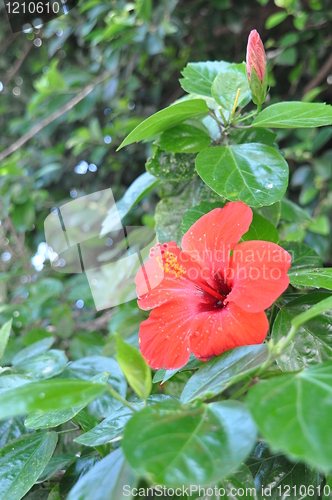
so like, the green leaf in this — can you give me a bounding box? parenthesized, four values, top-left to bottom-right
(74, 405, 134, 447)
(180, 61, 230, 97)
(155, 178, 222, 245)
(67, 449, 136, 500)
(272, 292, 332, 371)
(308, 215, 330, 235)
(0, 320, 12, 362)
(253, 102, 332, 128)
(12, 337, 54, 366)
(247, 442, 323, 500)
(241, 212, 279, 243)
(265, 11, 288, 29)
(37, 454, 76, 483)
(158, 124, 211, 153)
(222, 464, 257, 499)
(212, 63, 251, 113)
(118, 100, 209, 149)
(13, 349, 68, 380)
(0, 379, 107, 420)
(280, 198, 312, 222)
(122, 399, 257, 487)
(59, 452, 99, 499)
(146, 150, 196, 181)
(101, 172, 158, 234)
(181, 201, 224, 234)
(11, 200, 35, 233)
(0, 432, 58, 500)
(61, 356, 127, 419)
(282, 241, 322, 272)
(195, 144, 289, 207)
(0, 416, 31, 448)
(247, 361, 332, 469)
(115, 334, 152, 400)
(229, 127, 277, 146)
(24, 373, 109, 429)
(288, 268, 332, 290)
(181, 345, 268, 404)
(255, 202, 281, 227)
(0, 375, 32, 393)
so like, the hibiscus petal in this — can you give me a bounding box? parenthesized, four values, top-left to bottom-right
(135, 242, 215, 311)
(138, 301, 196, 369)
(190, 303, 268, 361)
(181, 202, 253, 289)
(226, 241, 292, 312)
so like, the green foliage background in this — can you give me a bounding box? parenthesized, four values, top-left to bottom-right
(0, 0, 332, 498)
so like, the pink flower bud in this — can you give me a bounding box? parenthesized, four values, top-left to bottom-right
(246, 29, 266, 83)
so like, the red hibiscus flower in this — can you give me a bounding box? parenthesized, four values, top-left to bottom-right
(135, 201, 291, 369)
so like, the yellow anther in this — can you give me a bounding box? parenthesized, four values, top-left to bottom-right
(156, 252, 186, 279)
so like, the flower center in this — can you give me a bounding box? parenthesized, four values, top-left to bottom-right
(156, 251, 187, 279)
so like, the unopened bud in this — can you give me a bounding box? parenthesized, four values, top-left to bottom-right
(246, 29, 268, 106)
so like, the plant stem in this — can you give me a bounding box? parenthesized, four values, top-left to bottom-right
(233, 109, 258, 124)
(230, 378, 254, 399)
(218, 106, 227, 127)
(107, 385, 138, 412)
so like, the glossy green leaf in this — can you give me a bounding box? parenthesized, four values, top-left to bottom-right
(288, 268, 332, 290)
(282, 241, 322, 273)
(241, 212, 279, 243)
(0, 375, 32, 393)
(247, 362, 332, 469)
(253, 102, 332, 128)
(24, 373, 109, 429)
(0, 320, 12, 362)
(181, 345, 268, 404)
(59, 452, 99, 499)
(158, 124, 211, 153)
(222, 464, 257, 500)
(195, 144, 289, 207)
(0, 417, 31, 449)
(118, 100, 209, 149)
(67, 448, 136, 500)
(61, 356, 127, 419)
(0, 379, 107, 420)
(180, 61, 230, 97)
(13, 349, 68, 380)
(74, 405, 134, 447)
(247, 442, 323, 500)
(212, 63, 251, 113)
(145, 150, 196, 181)
(12, 337, 54, 366)
(122, 399, 257, 487)
(0, 432, 58, 500)
(272, 293, 332, 371)
(255, 202, 281, 227)
(101, 172, 158, 234)
(37, 454, 76, 483)
(115, 334, 152, 400)
(229, 127, 277, 146)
